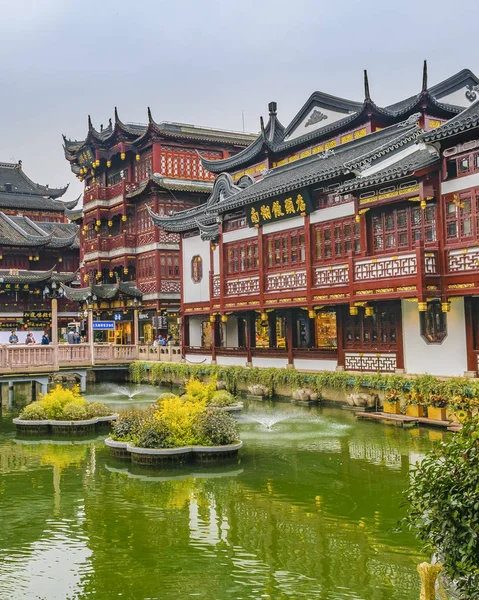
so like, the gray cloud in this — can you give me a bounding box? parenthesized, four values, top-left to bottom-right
(0, 0, 476, 199)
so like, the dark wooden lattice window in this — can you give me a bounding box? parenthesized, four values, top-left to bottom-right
(344, 304, 398, 350)
(372, 205, 436, 253)
(314, 219, 360, 262)
(265, 229, 305, 269)
(191, 255, 203, 283)
(445, 194, 474, 242)
(225, 240, 258, 275)
(420, 301, 447, 344)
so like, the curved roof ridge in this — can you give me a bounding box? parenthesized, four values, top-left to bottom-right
(0, 212, 52, 244)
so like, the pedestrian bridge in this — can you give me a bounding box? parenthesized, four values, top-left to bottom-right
(0, 343, 182, 375)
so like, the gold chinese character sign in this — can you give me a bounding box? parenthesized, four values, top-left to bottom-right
(247, 188, 312, 227)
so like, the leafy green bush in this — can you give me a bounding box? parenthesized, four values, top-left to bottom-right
(85, 401, 111, 418)
(157, 392, 177, 401)
(19, 401, 47, 420)
(135, 416, 174, 449)
(403, 416, 479, 598)
(209, 390, 236, 407)
(192, 408, 238, 446)
(111, 409, 144, 441)
(62, 401, 88, 421)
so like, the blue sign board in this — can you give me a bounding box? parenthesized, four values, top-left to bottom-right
(92, 321, 115, 330)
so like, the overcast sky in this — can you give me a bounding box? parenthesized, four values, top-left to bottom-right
(1, 0, 477, 200)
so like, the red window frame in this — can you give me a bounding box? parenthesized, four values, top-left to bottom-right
(371, 204, 436, 254)
(225, 240, 259, 275)
(313, 218, 360, 263)
(444, 190, 479, 245)
(265, 228, 305, 270)
(343, 303, 398, 351)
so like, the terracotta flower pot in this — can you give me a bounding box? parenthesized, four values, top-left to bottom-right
(427, 407, 447, 421)
(383, 400, 401, 414)
(406, 405, 425, 418)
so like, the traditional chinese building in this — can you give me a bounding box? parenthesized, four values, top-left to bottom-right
(63, 110, 255, 343)
(150, 63, 479, 377)
(0, 161, 80, 339)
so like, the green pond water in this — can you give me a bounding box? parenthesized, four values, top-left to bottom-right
(0, 383, 444, 600)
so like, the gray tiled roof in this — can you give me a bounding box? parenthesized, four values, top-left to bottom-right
(125, 175, 213, 199)
(0, 213, 79, 248)
(421, 99, 479, 143)
(0, 162, 68, 198)
(151, 122, 423, 233)
(0, 267, 76, 285)
(62, 280, 142, 302)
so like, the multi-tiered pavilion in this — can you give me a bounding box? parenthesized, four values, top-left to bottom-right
(0, 161, 80, 339)
(63, 111, 255, 343)
(150, 64, 479, 377)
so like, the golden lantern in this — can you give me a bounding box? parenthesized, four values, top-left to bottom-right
(28, 255, 33, 261)
(106, 160, 111, 168)
(135, 154, 141, 162)
(121, 215, 127, 222)
(420, 200, 427, 210)
(79, 177, 83, 182)
(109, 271, 114, 278)
(92, 177, 96, 183)
(209, 314, 216, 323)
(84, 274, 88, 282)
(308, 309, 316, 319)
(221, 314, 228, 323)
(418, 302, 428, 312)
(441, 302, 451, 313)
(120, 152, 126, 160)
(96, 219, 101, 226)
(355, 214, 360, 223)
(0, 253, 3, 260)
(123, 267, 128, 275)
(107, 220, 113, 227)
(58, 257, 62, 263)
(260, 312, 268, 322)
(365, 306, 374, 317)
(349, 306, 358, 316)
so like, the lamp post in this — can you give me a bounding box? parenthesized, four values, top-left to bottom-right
(43, 281, 64, 346)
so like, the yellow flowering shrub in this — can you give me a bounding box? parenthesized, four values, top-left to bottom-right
(154, 396, 206, 446)
(185, 376, 217, 403)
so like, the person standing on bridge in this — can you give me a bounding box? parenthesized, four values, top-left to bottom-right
(9, 330, 18, 344)
(25, 332, 35, 345)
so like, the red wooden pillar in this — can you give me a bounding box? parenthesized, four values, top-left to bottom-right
(211, 316, 217, 363)
(257, 227, 265, 309)
(182, 315, 190, 355)
(245, 312, 253, 365)
(304, 215, 313, 309)
(152, 142, 162, 175)
(464, 297, 477, 373)
(395, 300, 405, 371)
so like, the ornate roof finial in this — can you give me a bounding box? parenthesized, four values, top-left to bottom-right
(88, 115, 93, 130)
(422, 60, 428, 93)
(147, 106, 153, 124)
(268, 101, 277, 117)
(364, 69, 371, 102)
(260, 116, 265, 138)
(114, 107, 120, 124)
(108, 118, 112, 128)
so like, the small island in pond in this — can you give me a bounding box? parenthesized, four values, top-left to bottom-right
(106, 377, 242, 465)
(13, 385, 116, 435)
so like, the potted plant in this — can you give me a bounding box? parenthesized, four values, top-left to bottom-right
(405, 391, 425, 418)
(426, 393, 448, 421)
(447, 395, 473, 423)
(383, 389, 401, 414)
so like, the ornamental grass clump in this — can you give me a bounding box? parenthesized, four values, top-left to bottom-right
(403, 415, 479, 599)
(18, 384, 110, 421)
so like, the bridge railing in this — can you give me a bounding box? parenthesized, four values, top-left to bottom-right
(0, 343, 182, 373)
(138, 344, 182, 362)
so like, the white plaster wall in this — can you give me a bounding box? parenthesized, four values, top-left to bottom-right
(402, 298, 468, 377)
(293, 358, 338, 372)
(182, 235, 210, 303)
(222, 228, 258, 243)
(216, 355, 248, 367)
(310, 202, 355, 224)
(285, 106, 350, 141)
(436, 87, 473, 108)
(441, 172, 479, 195)
(185, 354, 212, 365)
(213, 246, 219, 275)
(189, 319, 202, 347)
(263, 215, 304, 234)
(252, 357, 289, 368)
(224, 319, 239, 347)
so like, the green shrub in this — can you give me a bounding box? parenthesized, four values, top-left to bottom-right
(209, 390, 236, 407)
(111, 409, 144, 442)
(19, 401, 47, 420)
(62, 401, 88, 421)
(179, 394, 195, 403)
(85, 401, 111, 418)
(135, 417, 174, 449)
(192, 408, 238, 446)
